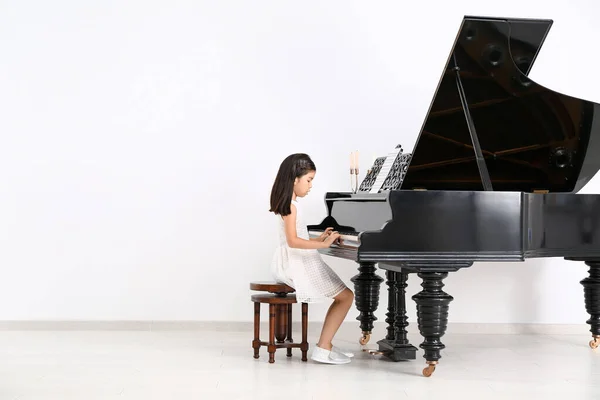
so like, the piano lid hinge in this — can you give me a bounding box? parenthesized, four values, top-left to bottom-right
(412, 188, 428, 191)
(533, 189, 549, 194)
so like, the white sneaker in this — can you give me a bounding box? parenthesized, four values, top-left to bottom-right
(332, 346, 354, 358)
(310, 345, 351, 364)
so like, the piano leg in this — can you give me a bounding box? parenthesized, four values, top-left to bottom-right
(376, 270, 418, 361)
(581, 261, 600, 349)
(412, 271, 453, 377)
(350, 262, 384, 345)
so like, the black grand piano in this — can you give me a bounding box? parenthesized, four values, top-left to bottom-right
(308, 15, 600, 377)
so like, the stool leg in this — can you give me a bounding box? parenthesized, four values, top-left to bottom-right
(275, 304, 287, 344)
(252, 302, 260, 359)
(268, 304, 276, 363)
(286, 304, 293, 357)
(301, 302, 308, 362)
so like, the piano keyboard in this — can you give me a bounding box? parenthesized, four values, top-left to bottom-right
(308, 230, 360, 248)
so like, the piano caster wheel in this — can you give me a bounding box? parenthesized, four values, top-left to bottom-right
(589, 336, 600, 349)
(422, 362, 437, 377)
(359, 333, 371, 345)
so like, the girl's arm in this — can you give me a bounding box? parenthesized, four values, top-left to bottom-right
(283, 204, 336, 249)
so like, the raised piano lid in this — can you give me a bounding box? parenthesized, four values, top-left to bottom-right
(400, 16, 600, 193)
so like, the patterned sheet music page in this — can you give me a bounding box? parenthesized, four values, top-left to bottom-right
(379, 152, 413, 191)
(358, 157, 386, 192)
(369, 145, 403, 193)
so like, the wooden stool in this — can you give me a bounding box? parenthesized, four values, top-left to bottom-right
(250, 282, 308, 363)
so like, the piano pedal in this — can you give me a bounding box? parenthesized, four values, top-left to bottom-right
(360, 346, 385, 356)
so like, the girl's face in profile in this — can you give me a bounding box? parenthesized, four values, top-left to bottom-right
(294, 171, 315, 198)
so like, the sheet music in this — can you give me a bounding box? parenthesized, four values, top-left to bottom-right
(369, 146, 403, 193)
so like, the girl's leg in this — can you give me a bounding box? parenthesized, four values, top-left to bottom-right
(317, 288, 354, 350)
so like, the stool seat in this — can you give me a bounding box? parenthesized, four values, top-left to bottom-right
(249, 281, 295, 295)
(251, 293, 297, 304)
(250, 285, 308, 364)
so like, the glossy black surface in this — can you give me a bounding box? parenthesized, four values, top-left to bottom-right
(525, 193, 600, 257)
(307, 192, 391, 235)
(359, 191, 523, 263)
(401, 17, 600, 193)
(311, 190, 600, 263)
(357, 190, 600, 263)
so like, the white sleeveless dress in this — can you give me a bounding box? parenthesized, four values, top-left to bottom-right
(271, 200, 347, 303)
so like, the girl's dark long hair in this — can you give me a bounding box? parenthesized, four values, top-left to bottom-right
(269, 153, 316, 216)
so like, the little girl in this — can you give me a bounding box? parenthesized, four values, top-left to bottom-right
(269, 153, 355, 365)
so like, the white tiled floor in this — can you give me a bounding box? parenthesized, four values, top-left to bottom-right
(1, 324, 599, 399)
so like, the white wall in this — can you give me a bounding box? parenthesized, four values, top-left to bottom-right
(1, 0, 600, 324)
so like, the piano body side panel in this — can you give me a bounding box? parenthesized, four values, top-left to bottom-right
(358, 190, 525, 263)
(524, 193, 600, 259)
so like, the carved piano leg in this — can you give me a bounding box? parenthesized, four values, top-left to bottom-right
(581, 261, 600, 349)
(412, 272, 453, 377)
(350, 262, 384, 345)
(376, 270, 418, 360)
